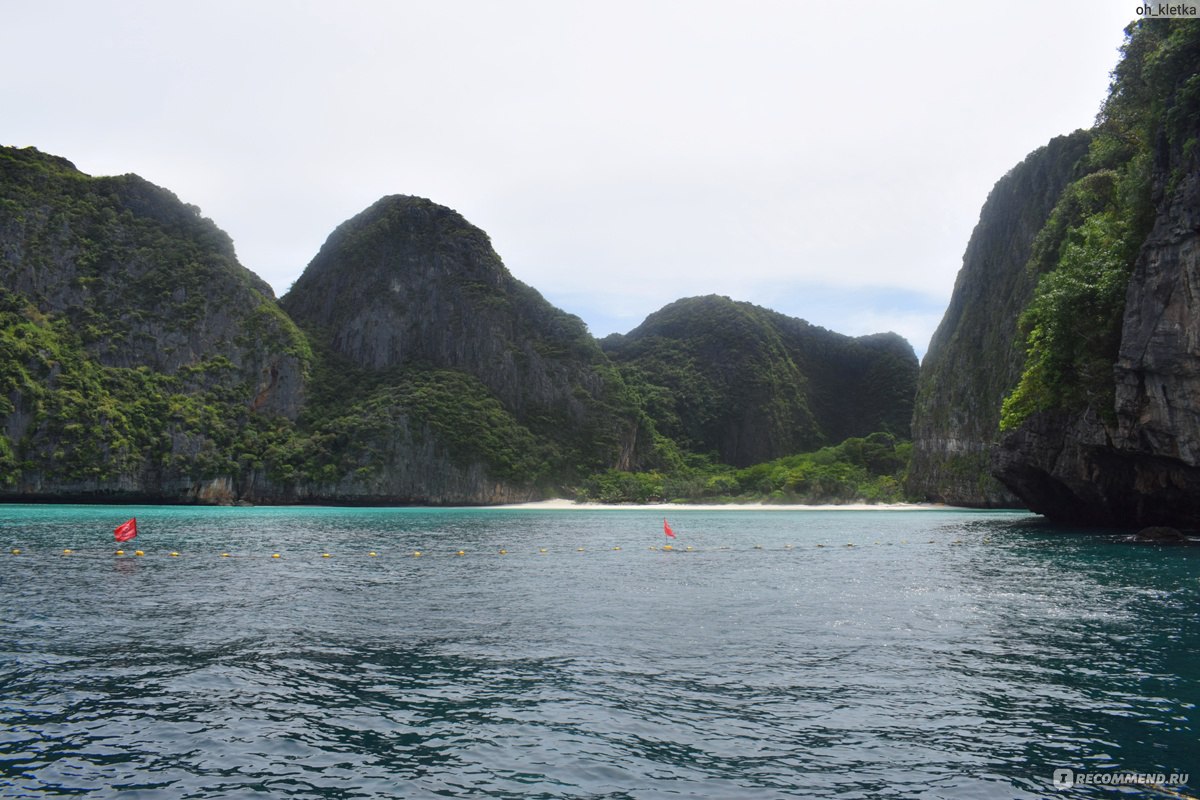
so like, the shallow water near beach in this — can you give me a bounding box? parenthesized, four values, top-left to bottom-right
(0, 505, 1196, 798)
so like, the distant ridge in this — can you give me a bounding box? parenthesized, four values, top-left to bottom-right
(0, 149, 921, 504)
(602, 295, 918, 468)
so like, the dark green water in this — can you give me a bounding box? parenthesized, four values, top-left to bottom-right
(0, 505, 1196, 798)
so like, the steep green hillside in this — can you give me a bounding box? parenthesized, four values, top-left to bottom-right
(906, 132, 1093, 506)
(0, 153, 922, 505)
(914, 19, 1200, 526)
(0, 146, 309, 499)
(995, 18, 1200, 526)
(602, 295, 918, 468)
(279, 196, 645, 498)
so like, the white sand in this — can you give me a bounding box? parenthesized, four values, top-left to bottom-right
(488, 498, 955, 512)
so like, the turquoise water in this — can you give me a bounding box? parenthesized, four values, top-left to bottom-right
(0, 505, 1196, 798)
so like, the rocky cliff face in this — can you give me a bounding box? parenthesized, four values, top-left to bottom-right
(602, 295, 918, 468)
(276, 195, 643, 501)
(0, 146, 309, 500)
(1113, 158, 1200, 465)
(920, 19, 1200, 526)
(907, 132, 1092, 506)
(0, 164, 642, 504)
(0, 153, 921, 505)
(281, 196, 630, 430)
(994, 135, 1200, 527)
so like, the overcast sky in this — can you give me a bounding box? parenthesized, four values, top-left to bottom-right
(5, 0, 1138, 357)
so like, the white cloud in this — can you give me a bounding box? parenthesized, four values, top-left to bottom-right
(2, 0, 1137, 353)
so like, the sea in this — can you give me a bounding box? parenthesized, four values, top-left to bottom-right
(0, 504, 1196, 799)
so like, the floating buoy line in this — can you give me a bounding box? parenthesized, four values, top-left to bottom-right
(5, 539, 982, 561)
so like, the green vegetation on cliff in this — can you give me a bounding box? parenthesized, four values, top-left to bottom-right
(575, 432, 911, 505)
(264, 347, 555, 488)
(280, 196, 644, 495)
(0, 147, 310, 494)
(602, 295, 918, 469)
(999, 183, 1146, 429)
(906, 131, 1092, 507)
(0, 153, 922, 504)
(1000, 20, 1198, 431)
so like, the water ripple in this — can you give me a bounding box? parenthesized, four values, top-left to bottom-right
(1, 507, 1197, 797)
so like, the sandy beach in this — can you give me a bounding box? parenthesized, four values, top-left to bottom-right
(490, 498, 957, 512)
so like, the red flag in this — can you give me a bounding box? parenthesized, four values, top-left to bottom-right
(663, 518, 676, 538)
(114, 518, 137, 543)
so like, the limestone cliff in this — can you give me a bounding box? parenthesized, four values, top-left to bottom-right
(281, 197, 629, 425)
(918, 19, 1200, 526)
(993, 29, 1200, 526)
(907, 132, 1092, 506)
(602, 295, 918, 468)
(1112, 147, 1200, 477)
(0, 165, 642, 504)
(0, 155, 918, 505)
(276, 196, 643, 502)
(0, 146, 309, 500)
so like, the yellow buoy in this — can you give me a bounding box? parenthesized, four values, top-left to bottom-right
(613, 546, 621, 551)
(272, 553, 281, 559)
(413, 551, 422, 557)
(369, 551, 378, 557)
(577, 547, 585, 552)
(322, 553, 331, 558)
(220, 553, 231, 558)
(539, 548, 547, 554)
(115, 550, 125, 556)
(10, 548, 20, 555)
(662, 544, 673, 551)
(135, 550, 144, 556)
(498, 549, 507, 555)
(685, 545, 694, 551)
(169, 552, 180, 558)
(62, 548, 73, 555)
(457, 550, 466, 556)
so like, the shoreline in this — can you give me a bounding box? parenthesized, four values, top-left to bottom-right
(486, 499, 985, 512)
(0, 497, 1014, 513)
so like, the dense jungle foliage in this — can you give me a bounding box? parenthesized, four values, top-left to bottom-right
(0, 147, 921, 503)
(601, 295, 918, 468)
(574, 432, 912, 505)
(1001, 19, 1200, 431)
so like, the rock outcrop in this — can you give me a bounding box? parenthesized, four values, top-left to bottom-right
(1112, 153, 1200, 464)
(916, 19, 1200, 527)
(994, 144, 1200, 527)
(276, 196, 644, 503)
(602, 295, 918, 467)
(281, 196, 634, 439)
(0, 153, 923, 505)
(907, 132, 1092, 506)
(1135, 526, 1186, 541)
(0, 146, 309, 501)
